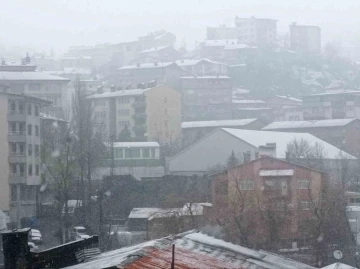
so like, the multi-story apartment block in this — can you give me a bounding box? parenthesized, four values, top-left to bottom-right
(212, 156, 324, 246)
(180, 76, 233, 121)
(89, 84, 181, 144)
(206, 26, 237, 40)
(290, 23, 321, 54)
(115, 62, 183, 89)
(0, 62, 70, 119)
(0, 90, 50, 227)
(234, 16, 278, 46)
(175, 59, 228, 76)
(302, 91, 360, 120)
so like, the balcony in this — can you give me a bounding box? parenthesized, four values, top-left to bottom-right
(8, 154, 27, 163)
(7, 111, 26, 121)
(9, 173, 27, 184)
(8, 131, 26, 142)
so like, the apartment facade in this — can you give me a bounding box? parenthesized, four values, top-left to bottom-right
(0, 91, 50, 227)
(290, 23, 321, 54)
(180, 76, 233, 121)
(234, 17, 278, 46)
(212, 157, 324, 246)
(302, 91, 360, 120)
(89, 84, 181, 144)
(0, 63, 70, 119)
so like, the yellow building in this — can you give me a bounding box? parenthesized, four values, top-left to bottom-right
(89, 84, 181, 144)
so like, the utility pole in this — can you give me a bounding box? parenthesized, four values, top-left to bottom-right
(110, 134, 115, 176)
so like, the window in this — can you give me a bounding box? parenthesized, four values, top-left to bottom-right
(27, 104, 32, 115)
(28, 164, 33, 176)
(28, 144, 32, 156)
(11, 122, 16, 134)
(349, 198, 360, 204)
(35, 145, 40, 156)
(19, 123, 25, 134)
(19, 143, 24, 155)
(151, 148, 155, 158)
(118, 98, 130, 104)
(35, 125, 39, 137)
(114, 148, 123, 158)
(20, 185, 26, 200)
(36, 165, 39, 176)
(11, 185, 17, 201)
(11, 164, 17, 174)
(125, 148, 131, 158)
(19, 102, 24, 114)
(131, 148, 141, 158)
(298, 179, 310, 189)
(118, 109, 130, 116)
(28, 124, 32, 136)
(11, 143, 16, 154)
(143, 148, 150, 158)
(300, 201, 311, 210)
(20, 164, 25, 176)
(119, 121, 130, 127)
(239, 180, 254, 190)
(35, 106, 39, 116)
(10, 101, 16, 113)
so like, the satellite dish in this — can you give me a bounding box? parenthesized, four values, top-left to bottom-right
(333, 250, 343, 260)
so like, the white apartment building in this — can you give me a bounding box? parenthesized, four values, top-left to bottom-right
(235, 16, 277, 46)
(0, 90, 50, 227)
(290, 22, 321, 54)
(0, 63, 70, 119)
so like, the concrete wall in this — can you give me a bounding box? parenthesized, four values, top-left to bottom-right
(0, 96, 9, 212)
(169, 129, 258, 174)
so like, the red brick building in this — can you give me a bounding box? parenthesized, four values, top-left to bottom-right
(210, 156, 324, 248)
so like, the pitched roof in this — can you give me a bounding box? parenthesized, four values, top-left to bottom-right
(175, 58, 225, 67)
(119, 62, 176, 70)
(138, 46, 169, 54)
(232, 99, 265, 104)
(64, 231, 316, 269)
(276, 95, 303, 102)
(0, 71, 69, 81)
(180, 75, 230, 79)
(88, 88, 150, 99)
(182, 119, 258, 129)
(263, 119, 358, 130)
(222, 128, 355, 159)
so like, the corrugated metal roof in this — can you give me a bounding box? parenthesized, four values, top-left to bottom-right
(182, 119, 258, 129)
(64, 231, 316, 269)
(222, 128, 356, 159)
(263, 119, 357, 130)
(0, 71, 69, 81)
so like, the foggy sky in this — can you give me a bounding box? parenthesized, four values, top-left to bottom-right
(1, 0, 360, 54)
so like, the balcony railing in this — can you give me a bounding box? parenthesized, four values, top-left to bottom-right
(8, 131, 26, 136)
(9, 173, 26, 184)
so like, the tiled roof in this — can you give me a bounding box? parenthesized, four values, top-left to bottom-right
(182, 119, 258, 129)
(64, 231, 316, 269)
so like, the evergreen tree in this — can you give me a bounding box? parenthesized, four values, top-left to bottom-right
(227, 150, 239, 168)
(118, 125, 132, 142)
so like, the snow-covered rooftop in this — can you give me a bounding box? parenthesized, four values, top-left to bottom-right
(175, 58, 225, 67)
(119, 62, 175, 70)
(180, 75, 230, 79)
(222, 128, 355, 159)
(0, 71, 69, 81)
(232, 99, 265, 104)
(108, 142, 160, 148)
(88, 88, 150, 99)
(276, 95, 303, 102)
(204, 39, 241, 47)
(182, 119, 258, 129)
(263, 119, 357, 130)
(65, 231, 316, 269)
(304, 90, 360, 97)
(224, 44, 255, 50)
(138, 46, 169, 54)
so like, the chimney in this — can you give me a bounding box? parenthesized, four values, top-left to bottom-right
(25, 52, 30, 64)
(97, 86, 104, 94)
(110, 85, 116, 92)
(136, 63, 141, 67)
(259, 143, 276, 157)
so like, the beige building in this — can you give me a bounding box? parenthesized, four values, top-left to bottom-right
(89, 84, 181, 144)
(0, 89, 50, 227)
(290, 23, 321, 54)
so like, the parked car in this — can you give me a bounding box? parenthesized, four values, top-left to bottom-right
(29, 229, 42, 245)
(71, 226, 89, 241)
(28, 242, 38, 252)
